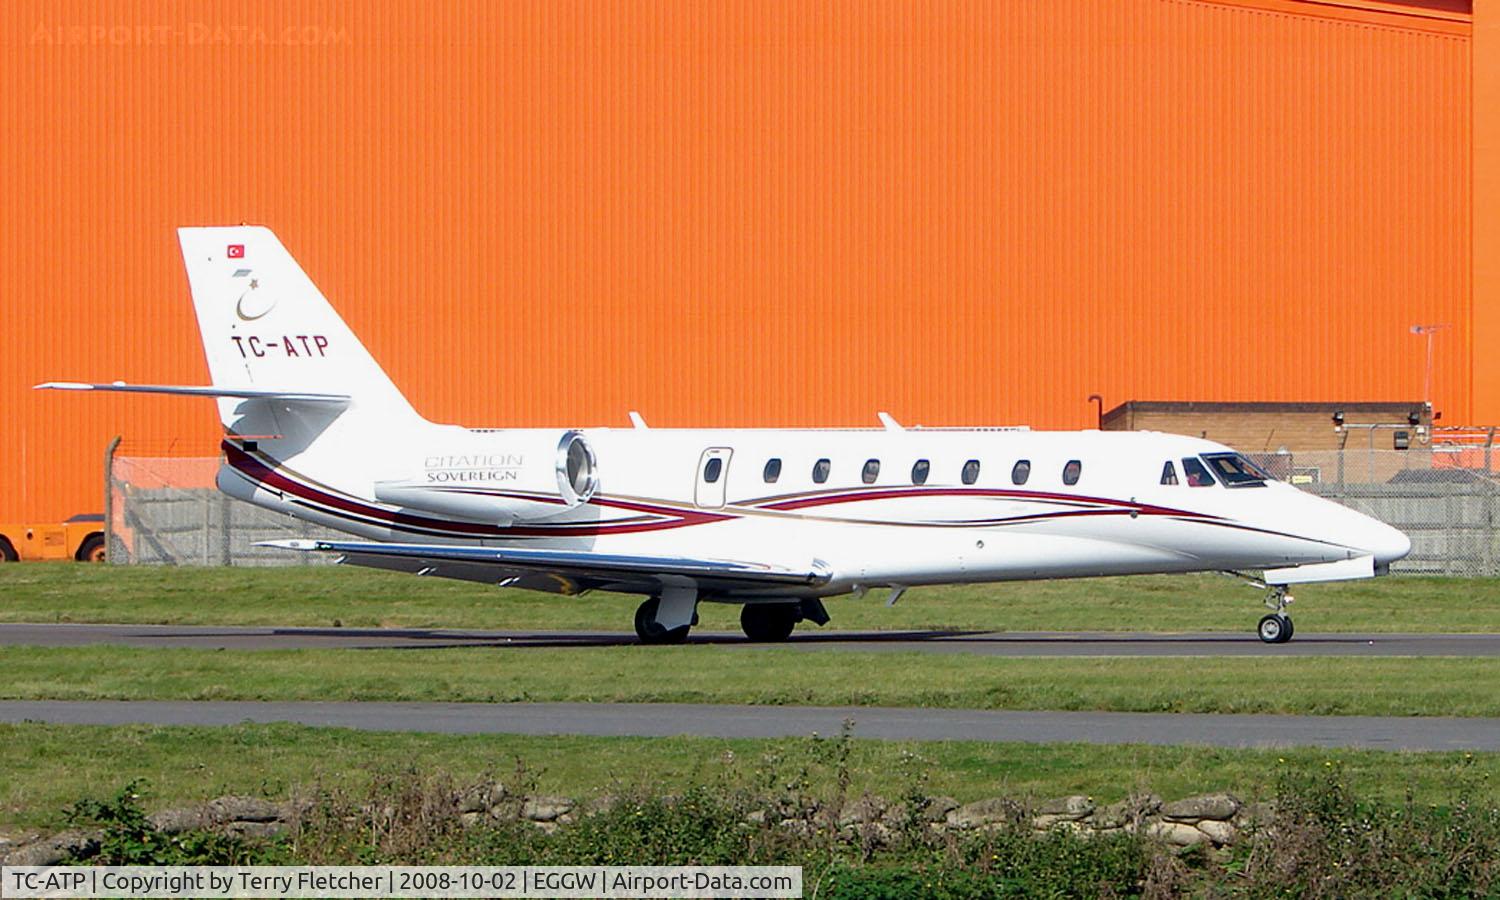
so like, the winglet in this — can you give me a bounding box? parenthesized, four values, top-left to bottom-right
(628, 410, 649, 429)
(877, 411, 904, 431)
(256, 539, 325, 551)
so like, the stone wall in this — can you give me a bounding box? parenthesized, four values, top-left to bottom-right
(0, 787, 1261, 866)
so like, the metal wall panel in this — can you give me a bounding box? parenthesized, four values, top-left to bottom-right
(0, 1, 1473, 522)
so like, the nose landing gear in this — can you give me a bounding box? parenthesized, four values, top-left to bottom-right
(1257, 613, 1293, 643)
(1257, 585, 1294, 644)
(1222, 572, 1295, 644)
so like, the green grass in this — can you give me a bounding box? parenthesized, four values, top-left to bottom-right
(2, 564, 1498, 633)
(1, 722, 1495, 830)
(5, 644, 1500, 716)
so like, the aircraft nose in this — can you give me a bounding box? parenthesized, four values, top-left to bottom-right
(1342, 509, 1411, 568)
(1369, 521, 1412, 567)
(1324, 499, 1411, 568)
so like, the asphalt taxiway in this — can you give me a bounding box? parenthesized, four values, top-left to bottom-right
(1, 700, 1495, 750)
(7, 623, 1498, 750)
(4, 622, 1500, 656)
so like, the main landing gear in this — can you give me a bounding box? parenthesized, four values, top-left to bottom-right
(1222, 572, 1295, 644)
(741, 604, 799, 642)
(739, 599, 830, 643)
(632, 593, 833, 645)
(633, 597, 692, 644)
(633, 586, 699, 645)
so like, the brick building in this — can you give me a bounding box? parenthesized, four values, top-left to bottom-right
(1100, 401, 1430, 453)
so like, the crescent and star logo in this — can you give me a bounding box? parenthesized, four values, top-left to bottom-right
(235, 279, 276, 321)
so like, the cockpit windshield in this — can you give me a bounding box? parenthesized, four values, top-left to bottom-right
(1181, 457, 1215, 487)
(1201, 452, 1269, 487)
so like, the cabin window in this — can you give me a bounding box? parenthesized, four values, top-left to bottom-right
(763, 458, 782, 483)
(703, 457, 723, 483)
(1011, 459, 1031, 485)
(961, 459, 981, 485)
(862, 459, 881, 484)
(812, 458, 831, 484)
(1160, 461, 1178, 485)
(1182, 457, 1215, 487)
(1062, 459, 1082, 485)
(911, 459, 930, 485)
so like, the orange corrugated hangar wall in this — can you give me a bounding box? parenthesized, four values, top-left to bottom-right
(0, 0, 1482, 523)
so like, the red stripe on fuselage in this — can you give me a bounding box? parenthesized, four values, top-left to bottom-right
(221, 442, 733, 537)
(221, 442, 1221, 539)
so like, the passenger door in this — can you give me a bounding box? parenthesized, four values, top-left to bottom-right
(694, 448, 733, 509)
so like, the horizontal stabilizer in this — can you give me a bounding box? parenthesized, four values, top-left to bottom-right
(260, 539, 833, 595)
(35, 382, 349, 405)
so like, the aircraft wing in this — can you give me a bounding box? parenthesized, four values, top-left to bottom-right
(260, 539, 833, 596)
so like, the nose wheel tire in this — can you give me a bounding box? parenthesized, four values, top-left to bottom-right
(634, 597, 691, 645)
(740, 604, 799, 642)
(1257, 613, 1293, 644)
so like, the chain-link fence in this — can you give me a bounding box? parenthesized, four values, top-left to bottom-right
(108, 446, 1499, 575)
(1304, 481, 1497, 576)
(1240, 446, 1499, 577)
(107, 454, 338, 566)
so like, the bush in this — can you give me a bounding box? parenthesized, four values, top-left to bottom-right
(815, 865, 998, 900)
(51, 750, 1500, 896)
(1234, 760, 1500, 898)
(63, 781, 279, 865)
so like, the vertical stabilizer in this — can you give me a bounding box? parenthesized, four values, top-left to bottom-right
(177, 226, 421, 428)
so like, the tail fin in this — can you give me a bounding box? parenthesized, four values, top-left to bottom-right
(177, 226, 420, 427)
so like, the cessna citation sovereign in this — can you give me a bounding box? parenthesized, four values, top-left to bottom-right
(41, 227, 1411, 645)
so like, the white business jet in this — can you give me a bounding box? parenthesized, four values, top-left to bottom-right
(40, 227, 1411, 644)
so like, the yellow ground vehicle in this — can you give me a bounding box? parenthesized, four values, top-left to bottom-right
(0, 514, 106, 562)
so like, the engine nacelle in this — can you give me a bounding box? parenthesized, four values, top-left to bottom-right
(373, 430, 599, 524)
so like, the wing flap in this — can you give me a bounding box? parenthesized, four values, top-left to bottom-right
(262, 539, 833, 595)
(330, 549, 589, 593)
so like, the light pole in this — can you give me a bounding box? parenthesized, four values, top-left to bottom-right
(1409, 324, 1449, 417)
(1087, 394, 1104, 430)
